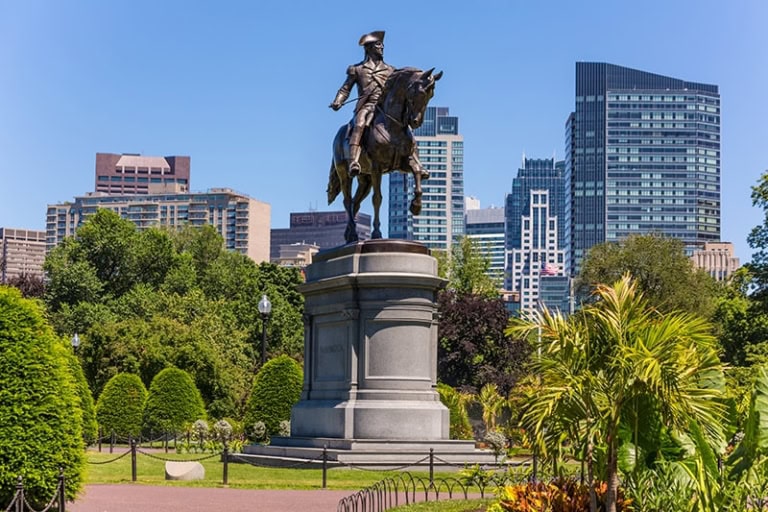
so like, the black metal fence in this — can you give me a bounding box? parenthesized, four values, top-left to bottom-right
(335, 467, 529, 512)
(3, 471, 65, 512)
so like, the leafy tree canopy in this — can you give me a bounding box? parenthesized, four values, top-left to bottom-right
(438, 290, 530, 395)
(44, 210, 305, 419)
(435, 236, 499, 298)
(578, 233, 719, 318)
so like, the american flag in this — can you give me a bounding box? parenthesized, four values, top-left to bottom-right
(541, 262, 558, 276)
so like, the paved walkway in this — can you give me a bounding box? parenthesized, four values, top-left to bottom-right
(68, 485, 352, 512)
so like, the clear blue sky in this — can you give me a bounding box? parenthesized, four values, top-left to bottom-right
(1, 1, 766, 263)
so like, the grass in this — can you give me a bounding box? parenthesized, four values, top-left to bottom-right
(388, 499, 492, 511)
(86, 448, 435, 490)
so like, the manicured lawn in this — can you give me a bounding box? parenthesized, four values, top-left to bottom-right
(86, 449, 437, 490)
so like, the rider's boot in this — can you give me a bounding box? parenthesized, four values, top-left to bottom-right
(349, 144, 362, 177)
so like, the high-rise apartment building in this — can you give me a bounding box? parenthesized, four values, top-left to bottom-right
(505, 158, 566, 302)
(389, 106, 464, 252)
(46, 188, 269, 262)
(269, 211, 371, 261)
(465, 205, 505, 285)
(95, 153, 191, 195)
(0, 228, 46, 283)
(566, 63, 721, 275)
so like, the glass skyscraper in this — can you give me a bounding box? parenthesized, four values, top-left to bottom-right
(566, 62, 721, 275)
(388, 106, 464, 252)
(505, 158, 567, 314)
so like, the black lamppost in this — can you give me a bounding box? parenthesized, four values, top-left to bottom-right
(71, 333, 81, 353)
(257, 294, 271, 366)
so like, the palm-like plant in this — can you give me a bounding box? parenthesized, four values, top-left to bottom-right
(507, 274, 726, 512)
(477, 383, 505, 433)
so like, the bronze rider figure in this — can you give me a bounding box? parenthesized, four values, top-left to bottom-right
(329, 31, 395, 177)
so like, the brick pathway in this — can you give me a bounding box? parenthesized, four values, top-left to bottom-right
(67, 485, 352, 512)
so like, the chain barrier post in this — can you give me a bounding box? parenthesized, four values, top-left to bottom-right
(164, 432, 169, 453)
(110, 430, 115, 454)
(98, 426, 102, 453)
(58, 466, 66, 512)
(131, 438, 137, 482)
(222, 441, 229, 486)
(322, 444, 328, 489)
(15, 475, 23, 512)
(429, 448, 434, 485)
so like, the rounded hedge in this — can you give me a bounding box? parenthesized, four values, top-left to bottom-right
(244, 355, 303, 439)
(95, 373, 147, 438)
(437, 383, 473, 440)
(143, 367, 206, 434)
(0, 287, 85, 504)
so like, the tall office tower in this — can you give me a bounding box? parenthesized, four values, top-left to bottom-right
(46, 188, 269, 262)
(95, 153, 191, 195)
(566, 62, 721, 276)
(505, 158, 567, 315)
(269, 210, 371, 261)
(388, 106, 465, 252)
(465, 205, 505, 285)
(0, 228, 46, 283)
(507, 189, 567, 315)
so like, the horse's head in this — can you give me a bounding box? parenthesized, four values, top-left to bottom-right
(406, 68, 443, 129)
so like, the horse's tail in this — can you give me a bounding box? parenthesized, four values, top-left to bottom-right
(327, 160, 341, 205)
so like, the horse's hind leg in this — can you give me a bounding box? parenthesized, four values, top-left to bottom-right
(338, 166, 359, 243)
(370, 171, 383, 239)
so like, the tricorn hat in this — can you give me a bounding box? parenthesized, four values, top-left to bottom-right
(359, 31, 385, 46)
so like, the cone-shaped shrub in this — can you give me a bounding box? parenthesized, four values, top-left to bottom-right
(244, 355, 303, 438)
(96, 373, 147, 438)
(0, 287, 85, 504)
(144, 367, 206, 434)
(67, 353, 98, 444)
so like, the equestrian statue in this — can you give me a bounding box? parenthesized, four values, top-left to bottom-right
(327, 30, 442, 243)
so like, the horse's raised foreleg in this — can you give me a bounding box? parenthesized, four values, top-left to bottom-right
(406, 153, 427, 215)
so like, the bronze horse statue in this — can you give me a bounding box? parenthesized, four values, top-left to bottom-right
(327, 67, 443, 243)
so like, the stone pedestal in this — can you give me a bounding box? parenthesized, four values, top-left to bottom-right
(290, 239, 448, 440)
(240, 240, 497, 468)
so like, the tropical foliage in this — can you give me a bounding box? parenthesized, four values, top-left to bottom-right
(507, 274, 727, 512)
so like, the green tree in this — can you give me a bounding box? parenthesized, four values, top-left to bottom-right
(711, 268, 768, 366)
(578, 233, 719, 317)
(73, 209, 140, 297)
(436, 236, 499, 298)
(244, 355, 303, 438)
(508, 275, 727, 512)
(747, 169, 768, 302)
(95, 373, 147, 438)
(144, 367, 206, 434)
(0, 287, 85, 504)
